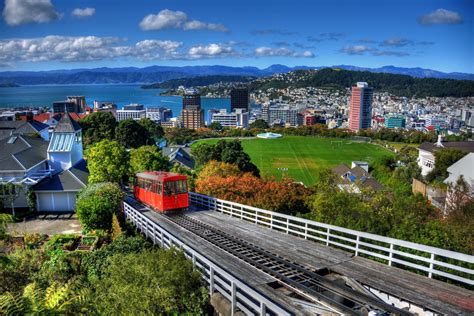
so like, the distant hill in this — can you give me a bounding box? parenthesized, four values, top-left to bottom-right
(0, 64, 472, 85)
(141, 75, 257, 89)
(251, 68, 474, 97)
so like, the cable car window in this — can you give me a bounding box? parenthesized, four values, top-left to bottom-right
(164, 181, 175, 196)
(157, 181, 162, 194)
(176, 180, 187, 194)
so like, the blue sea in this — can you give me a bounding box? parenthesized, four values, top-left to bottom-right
(0, 84, 230, 122)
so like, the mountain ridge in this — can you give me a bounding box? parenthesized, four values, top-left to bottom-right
(1, 64, 472, 85)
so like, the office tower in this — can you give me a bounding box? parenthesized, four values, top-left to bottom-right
(348, 82, 373, 132)
(211, 109, 249, 128)
(267, 104, 305, 127)
(230, 87, 249, 112)
(67, 96, 86, 112)
(181, 89, 204, 129)
(93, 101, 117, 117)
(52, 101, 79, 114)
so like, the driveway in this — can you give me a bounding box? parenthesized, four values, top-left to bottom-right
(7, 213, 82, 236)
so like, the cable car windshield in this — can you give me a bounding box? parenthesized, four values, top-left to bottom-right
(164, 180, 187, 195)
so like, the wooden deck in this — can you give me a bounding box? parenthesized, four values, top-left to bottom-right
(185, 209, 474, 315)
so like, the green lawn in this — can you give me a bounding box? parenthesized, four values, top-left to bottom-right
(193, 136, 394, 186)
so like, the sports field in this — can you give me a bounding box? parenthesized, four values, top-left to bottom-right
(193, 136, 394, 186)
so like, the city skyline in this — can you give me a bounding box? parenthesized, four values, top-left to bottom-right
(0, 0, 472, 73)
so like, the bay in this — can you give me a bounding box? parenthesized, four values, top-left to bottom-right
(0, 84, 230, 122)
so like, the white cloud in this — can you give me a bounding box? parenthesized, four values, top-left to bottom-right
(340, 45, 409, 57)
(3, 0, 60, 26)
(71, 7, 95, 18)
(419, 8, 463, 25)
(139, 9, 228, 32)
(187, 43, 234, 59)
(0, 35, 184, 64)
(255, 47, 314, 58)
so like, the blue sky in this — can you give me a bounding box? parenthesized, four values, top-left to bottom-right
(0, 0, 472, 73)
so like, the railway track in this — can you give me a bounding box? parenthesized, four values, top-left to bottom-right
(165, 213, 411, 315)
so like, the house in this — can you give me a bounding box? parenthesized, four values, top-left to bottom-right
(332, 163, 384, 193)
(443, 153, 474, 215)
(418, 135, 474, 176)
(162, 146, 195, 169)
(0, 112, 88, 212)
(0, 119, 49, 141)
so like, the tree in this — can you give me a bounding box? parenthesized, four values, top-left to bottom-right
(250, 119, 268, 129)
(139, 118, 164, 144)
(197, 161, 242, 180)
(129, 146, 170, 175)
(426, 149, 467, 182)
(93, 249, 208, 315)
(0, 214, 12, 240)
(85, 140, 129, 184)
(76, 183, 124, 231)
(115, 119, 150, 149)
(208, 122, 223, 131)
(80, 112, 117, 146)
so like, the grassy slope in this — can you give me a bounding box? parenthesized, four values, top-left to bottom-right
(193, 136, 394, 186)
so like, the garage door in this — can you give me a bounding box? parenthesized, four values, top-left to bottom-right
(36, 192, 76, 212)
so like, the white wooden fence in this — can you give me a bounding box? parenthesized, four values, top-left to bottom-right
(189, 192, 474, 287)
(123, 200, 291, 316)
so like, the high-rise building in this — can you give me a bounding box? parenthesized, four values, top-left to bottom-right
(93, 101, 117, 117)
(53, 101, 79, 114)
(181, 89, 204, 129)
(267, 104, 305, 127)
(385, 116, 406, 129)
(348, 82, 373, 132)
(230, 88, 249, 112)
(211, 109, 249, 128)
(146, 107, 173, 122)
(67, 96, 86, 113)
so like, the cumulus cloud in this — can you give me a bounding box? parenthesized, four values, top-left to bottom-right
(187, 43, 234, 59)
(340, 45, 409, 57)
(71, 7, 95, 18)
(0, 35, 184, 64)
(255, 47, 314, 58)
(419, 8, 463, 25)
(380, 37, 413, 47)
(3, 0, 60, 26)
(251, 29, 296, 36)
(308, 32, 345, 42)
(139, 9, 228, 32)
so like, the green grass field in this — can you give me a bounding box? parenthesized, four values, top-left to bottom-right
(193, 136, 394, 186)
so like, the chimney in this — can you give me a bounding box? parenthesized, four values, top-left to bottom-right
(26, 111, 34, 121)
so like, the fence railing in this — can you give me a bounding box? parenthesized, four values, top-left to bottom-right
(189, 192, 474, 287)
(123, 200, 291, 316)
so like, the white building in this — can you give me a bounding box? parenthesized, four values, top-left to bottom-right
(443, 153, 474, 215)
(211, 109, 249, 128)
(116, 104, 146, 121)
(417, 135, 474, 176)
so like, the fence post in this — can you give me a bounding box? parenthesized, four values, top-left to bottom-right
(428, 253, 435, 278)
(231, 281, 236, 316)
(326, 228, 330, 246)
(355, 235, 360, 256)
(209, 267, 214, 294)
(388, 243, 394, 266)
(286, 218, 289, 234)
(304, 223, 308, 240)
(260, 302, 266, 315)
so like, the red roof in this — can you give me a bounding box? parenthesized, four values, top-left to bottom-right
(136, 171, 187, 182)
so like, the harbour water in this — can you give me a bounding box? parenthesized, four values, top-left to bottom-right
(0, 84, 230, 122)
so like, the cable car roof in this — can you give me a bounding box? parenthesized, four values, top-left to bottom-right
(136, 171, 186, 181)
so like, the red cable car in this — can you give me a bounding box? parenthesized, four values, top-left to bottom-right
(134, 171, 189, 212)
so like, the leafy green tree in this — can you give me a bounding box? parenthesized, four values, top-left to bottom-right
(139, 118, 164, 144)
(76, 183, 124, 231)
(249, 119, 268, 129)
(80, 112, 117, 146)
(0, 214, 12, 240)
(164, 128, 196, 145)
(94, 249, 208, 315)
(85, 140, 129, 184)
(426, 149, 468, 182)
(116, 119, 150, 149)
(129, 145, 170, 175)
(208, 122, 223, 131)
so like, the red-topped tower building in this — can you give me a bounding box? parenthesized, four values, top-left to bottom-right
(348, 82, 373, 132)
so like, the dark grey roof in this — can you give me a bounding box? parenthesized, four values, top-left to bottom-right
(0, 120, 48, 137)
(54, 112, 81, 133)
(34, 169, 86, 192)
(419, 141, 474, 154)
(360, 178, 384, 191)
(163, 146, 195, 169)
(350, 165, 368, 178)
(68, 159, 89, 186)
(0, 130, 13, 140)
(0, 135, 48, 172)
(332, 163, 384, 191)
